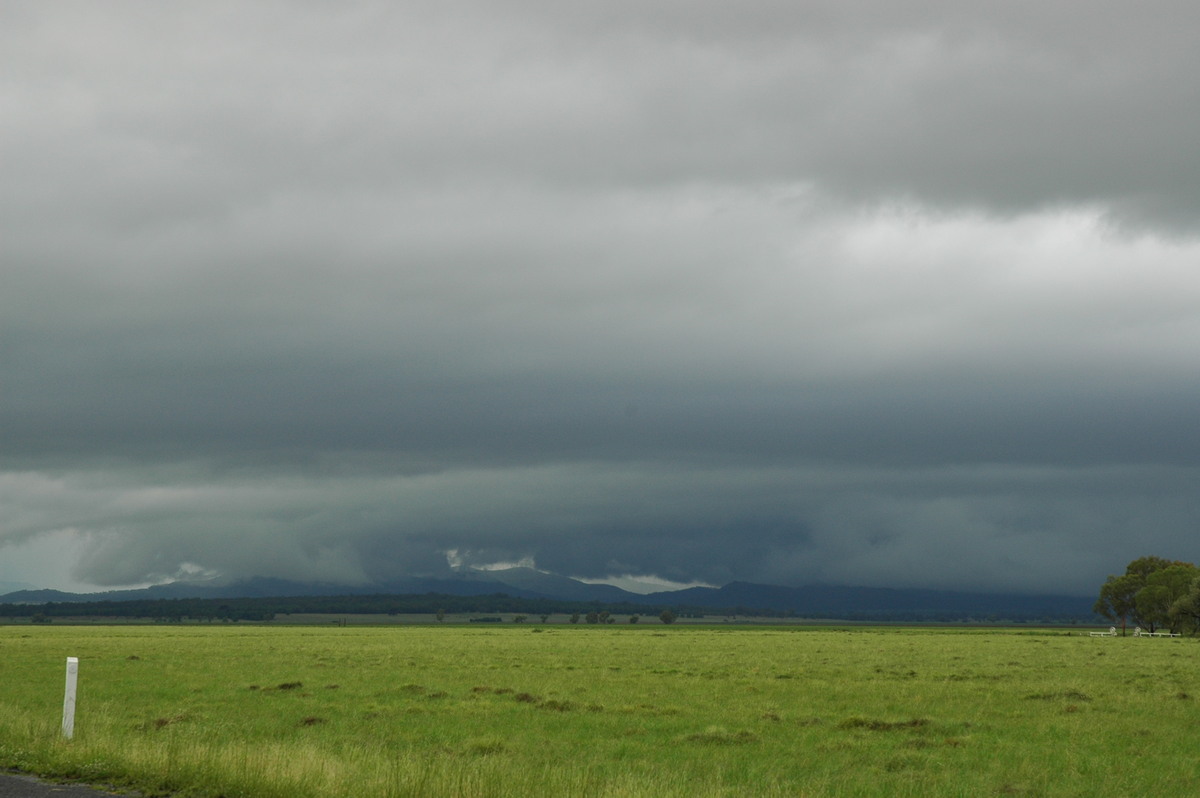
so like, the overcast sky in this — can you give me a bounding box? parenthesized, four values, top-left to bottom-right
(3, 1, 1199, 596)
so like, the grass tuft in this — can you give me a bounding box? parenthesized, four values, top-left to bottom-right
(839, 717, 929, 731)
(537, 699, 574, 712)
(463, 738, 507, 756)
(1024, 690, 1091, 702)
(684, 726, 760, 745)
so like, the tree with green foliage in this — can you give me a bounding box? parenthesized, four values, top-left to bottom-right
(1095, 556, 1196, 635)
(659, 609, 677, 625)
(1124, 556, 1180, 580)
(1136, 564, 1198, 633)
(1169, 576, 1200, 634)
(1094, 574, 1140, 635)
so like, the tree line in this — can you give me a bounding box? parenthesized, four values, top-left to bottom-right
(1, 588, 1092, 624)
(0, 592, 707, 623)
(1093, 556, 1200, 635)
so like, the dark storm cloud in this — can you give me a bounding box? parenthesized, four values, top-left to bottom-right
(3, 2, 1199, 594)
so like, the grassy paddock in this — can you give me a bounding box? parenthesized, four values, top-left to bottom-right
(1, 625, 1198, 797)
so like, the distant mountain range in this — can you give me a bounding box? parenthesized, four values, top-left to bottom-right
(0, 567, 1097, 621)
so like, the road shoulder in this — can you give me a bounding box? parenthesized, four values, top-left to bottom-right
(0, 772, 139, 797)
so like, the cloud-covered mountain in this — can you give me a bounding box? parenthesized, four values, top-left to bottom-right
(0, 570, 1094, 621)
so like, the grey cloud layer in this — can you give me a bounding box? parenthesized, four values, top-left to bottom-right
(8, 3, 1200, 217)
(3, 2, 1199, 594)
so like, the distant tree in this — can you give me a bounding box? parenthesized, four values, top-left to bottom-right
(540, 614, 550, 623)
(513, 615, 527, 623)
(1169, 575, 1200, 635)
(585, 611, 599, 624)
(659, 609, 677, 625)
(569, 613, 581, 624)
(29, 612, 51, 625)
(1094, 575, 1140, 635)
(629, 614, 639, 623)
(1095, 556, 1196, 634)
(1137, 564, 1199, 633)
(598, 611, 611, 624)
(1125, 556, 1182, 580)
(436, 608, 446, 622)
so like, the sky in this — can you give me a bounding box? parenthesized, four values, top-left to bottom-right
(3, 1, 1199, 597)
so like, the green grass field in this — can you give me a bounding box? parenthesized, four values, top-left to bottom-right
(1, 623, 1197, 797)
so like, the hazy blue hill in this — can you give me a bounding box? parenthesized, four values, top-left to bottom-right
(0, 572, 1095, 621)
(648, 581, 1094, 618)
(0, 573, 562, 604)
(0, 588, 81, 604)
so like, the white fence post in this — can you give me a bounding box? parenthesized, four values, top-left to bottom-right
(62, 657, 78, 739)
